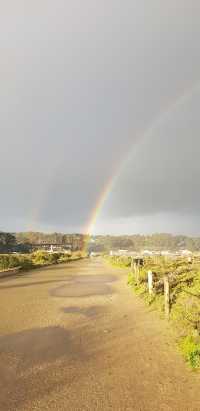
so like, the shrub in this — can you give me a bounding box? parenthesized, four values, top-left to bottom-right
(179, 336, 200, 369)
(0, 254, 34, 270)
(31, 251, 62, 266)
(0, 255, 10, 270)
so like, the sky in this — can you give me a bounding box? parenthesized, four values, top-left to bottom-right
(1, 1, 200, 235)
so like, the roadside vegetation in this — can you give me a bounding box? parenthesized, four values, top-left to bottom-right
(106, 254, 200, 369)
(0, 250, 85, 272)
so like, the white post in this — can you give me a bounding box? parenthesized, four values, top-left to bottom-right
(148, 270, 153, 294)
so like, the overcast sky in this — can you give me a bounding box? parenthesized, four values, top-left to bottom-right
(1, 1, 200, 235)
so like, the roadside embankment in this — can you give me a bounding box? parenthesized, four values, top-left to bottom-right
(0, 266, 21, 279)
(105, 254, 200, 369)
(0, 251, 86, 279)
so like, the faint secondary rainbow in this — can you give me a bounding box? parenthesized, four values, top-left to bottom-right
(85, 79, 200, 236)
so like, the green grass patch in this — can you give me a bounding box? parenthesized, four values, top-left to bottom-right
(107, 254, 200, 369)
(179, 336, 200, 369)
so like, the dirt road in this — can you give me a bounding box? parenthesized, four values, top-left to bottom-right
(0, 258, 200, 410)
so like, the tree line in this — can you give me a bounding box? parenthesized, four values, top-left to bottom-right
(1, 231, 200, 254)
(0, 231, 85, 253)
(89, 233, 200, 252)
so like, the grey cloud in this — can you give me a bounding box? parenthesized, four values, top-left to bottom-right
(1, 1, 200, 233)
(104, 92, 200, 220)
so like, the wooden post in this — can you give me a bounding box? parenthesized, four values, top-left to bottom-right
(164, 275, 170, 320)
(131, 257, 134, 272)
(136, 264, 139, 284)
(148, 270, 153, 294)
(134, 262, 139, 284)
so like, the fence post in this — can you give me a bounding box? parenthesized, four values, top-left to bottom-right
(131, 257, 134, 272)
(135, 263, 140, 284)
(164, 275, 170, 320)
(148, 270, 153, 294)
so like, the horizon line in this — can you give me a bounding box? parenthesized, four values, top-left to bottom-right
(2, 230, 200, 239)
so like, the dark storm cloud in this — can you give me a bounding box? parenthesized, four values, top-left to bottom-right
(100, 91, 200, 234)
(1, 1, 200, 233)
(106, 90, 200, 217)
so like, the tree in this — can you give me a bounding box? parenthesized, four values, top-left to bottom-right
(0, 232, 17, 253)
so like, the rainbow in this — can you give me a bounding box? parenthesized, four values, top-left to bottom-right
(84, 174, 116, 235)
(27, 79, 200, 236)
(85, 79, 200, 236)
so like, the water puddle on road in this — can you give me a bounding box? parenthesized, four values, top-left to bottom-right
(0, 326, 86, 371)
(50, 274, 116, 298)
(62, 305, 104, 318)
(72, 274, 116, 283)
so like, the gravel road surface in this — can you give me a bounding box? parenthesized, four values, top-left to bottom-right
(0, 258, 200, 410)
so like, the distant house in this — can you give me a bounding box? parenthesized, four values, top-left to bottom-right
(48, 245, 72, 255)
(118, 249, 129, 255)
(180, 249, 192, 256)
(160, 250, 170, 256)
(110, 249, 132, 257)
(142, 250, 153, 256)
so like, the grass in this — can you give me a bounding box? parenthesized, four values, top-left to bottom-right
(106, 254, 200, 369)
(179, 336, 200, 369)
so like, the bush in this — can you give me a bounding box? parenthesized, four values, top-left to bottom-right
(0, 254, 34, 270)
(0, 249, 85, 274)
(18, 255, 34, 270)
(105, 255, 132, 268)
(58, 254, 70, 263)
(31, 251, 62, 266)
(179, 336, 200, 369)
(0, 255, 11, 270)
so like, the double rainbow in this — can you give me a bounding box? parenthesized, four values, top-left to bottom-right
(85, 80, 200, 235)
(28, 79, 200, 236)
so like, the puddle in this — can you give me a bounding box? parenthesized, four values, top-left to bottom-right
(51, 282, 112, 298)
(0, 326, 88, 410)
(73, 274, 116, 283)
(62, 305, 104, 318)
(51, 274, 116, 298)
(0, 326, 86, 372)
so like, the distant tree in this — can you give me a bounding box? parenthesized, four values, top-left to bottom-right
(0, 232, 16, 253)
(13, 231, 200, 254)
